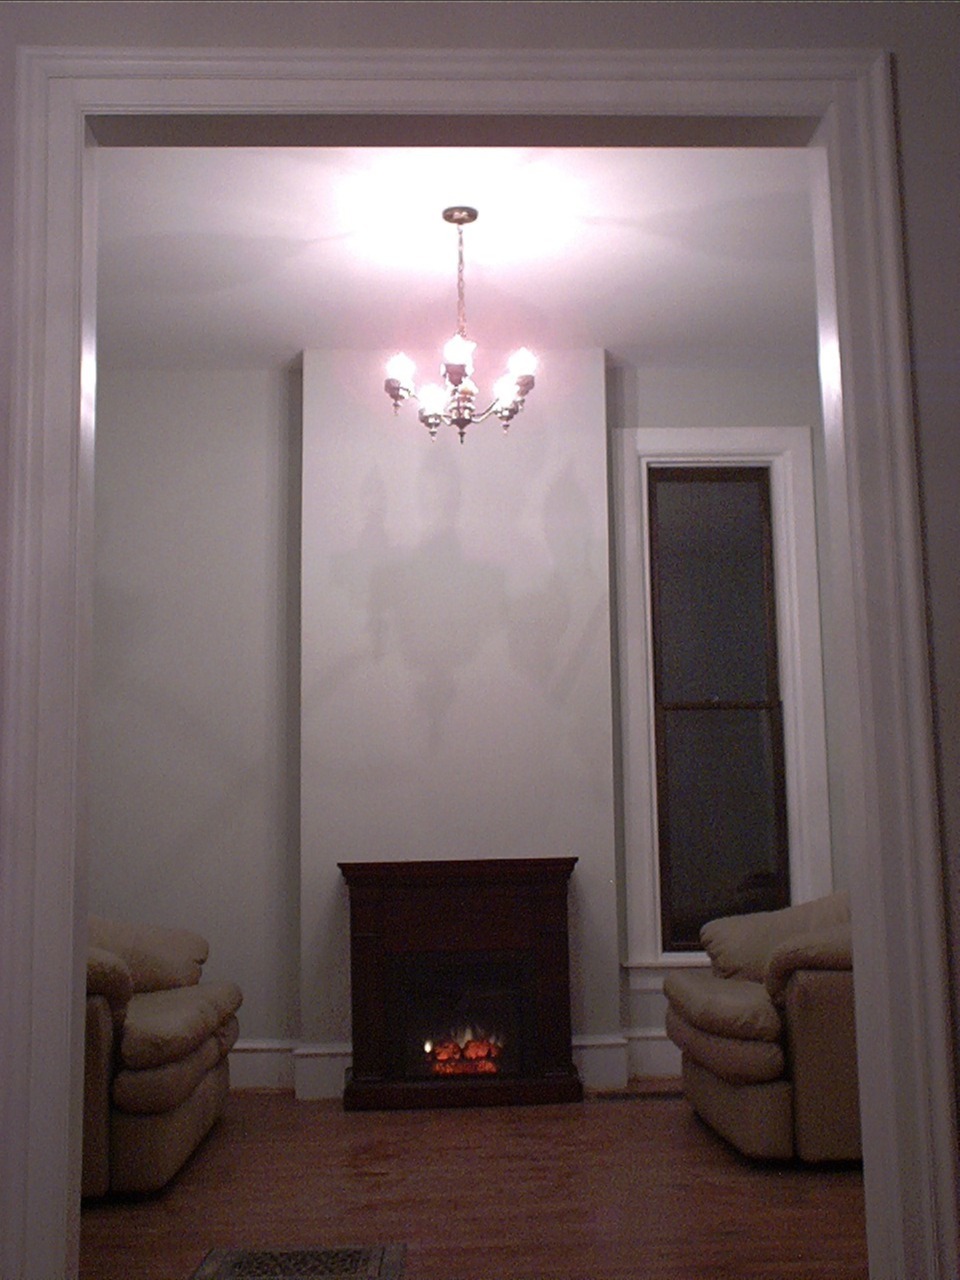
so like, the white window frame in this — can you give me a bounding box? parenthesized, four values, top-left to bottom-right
(614, 427, 832, 967)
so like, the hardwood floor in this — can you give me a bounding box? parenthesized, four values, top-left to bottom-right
(79, 1087, 867, 1280)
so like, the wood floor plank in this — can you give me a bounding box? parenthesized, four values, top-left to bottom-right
(79, 1090, 867, 1280)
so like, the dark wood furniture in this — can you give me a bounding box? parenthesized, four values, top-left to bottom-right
(339, 857, 582, 1109)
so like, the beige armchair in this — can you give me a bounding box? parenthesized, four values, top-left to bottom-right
(664, 892, 860, 1162)
(83, 916, 242, 1196)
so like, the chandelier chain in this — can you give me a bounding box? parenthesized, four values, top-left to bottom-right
(456, 225, 467, 337)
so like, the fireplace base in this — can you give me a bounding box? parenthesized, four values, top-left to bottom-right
(343, 1067, 582, 1111)
(339, 858, 583, 1110)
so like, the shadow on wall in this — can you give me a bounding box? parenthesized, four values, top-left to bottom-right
(325, 445, 608, 756)
(506, 459, 608, 706)
(366, 449, 508, 750)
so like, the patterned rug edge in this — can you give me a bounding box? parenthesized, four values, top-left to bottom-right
(189, 1244, 406, 1279)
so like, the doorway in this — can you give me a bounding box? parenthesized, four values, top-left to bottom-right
(90, 140, 821, 1096)
(3, 47, 954, 1280)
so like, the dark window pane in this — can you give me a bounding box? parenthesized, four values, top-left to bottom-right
(658, 708, 788, 947)
(647, 466, 789, 950)
(651, 476, 771, 703)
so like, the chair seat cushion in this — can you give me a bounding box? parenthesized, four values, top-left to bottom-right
(664, 969, 781, 1041)
(113, 1015, 239, 1113)
(120, 981, 243, 1069)
(666, 1007, 786, 1084)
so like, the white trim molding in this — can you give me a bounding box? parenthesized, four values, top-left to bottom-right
(229, 1039, 298, 1092)
(292, 1043, 354, 1102)
(1, 45, 955, 1280)
(624, 1029, 683, 1081)
(572, 1034, 630, 1092)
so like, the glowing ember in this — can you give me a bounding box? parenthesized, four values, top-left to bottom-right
(424, 1027, 503, 1076)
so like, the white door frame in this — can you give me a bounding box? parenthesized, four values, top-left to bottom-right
(2, 47, 956, 1280)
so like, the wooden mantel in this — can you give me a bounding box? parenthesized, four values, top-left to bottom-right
(339, 858, 581, 1109)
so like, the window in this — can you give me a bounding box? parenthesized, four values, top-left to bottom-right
(647, 467, 789, 949)
(612, 428, 832, 967)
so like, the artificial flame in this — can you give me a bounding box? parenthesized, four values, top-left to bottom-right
(424, 1025, 504, 1076)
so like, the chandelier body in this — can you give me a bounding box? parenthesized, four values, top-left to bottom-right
(384, 207, 537, 442)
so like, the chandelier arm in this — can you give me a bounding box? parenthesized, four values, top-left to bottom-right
(470, 402, 501, 425)
(450, 401, 520, 426)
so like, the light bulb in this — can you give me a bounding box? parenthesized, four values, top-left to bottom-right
(386, 352, 416, 385)
(507, 347, 537, 377)
(418, 383, 447, 416)
(442, 334, 476, 373)
(492, 374, 519, 408)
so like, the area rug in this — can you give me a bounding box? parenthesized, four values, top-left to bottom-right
(189, 1245, 406, 1279)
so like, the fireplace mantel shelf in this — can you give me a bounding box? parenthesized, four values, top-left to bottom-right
(338, 857, 578, 885)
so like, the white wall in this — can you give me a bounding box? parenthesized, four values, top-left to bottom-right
(91, 340, 824, 1091)
(92, 349, 625, 1083)
(91, 367, 300, 1040)
(299, 348, 622, 1061)
(7, 3, 955, 1064)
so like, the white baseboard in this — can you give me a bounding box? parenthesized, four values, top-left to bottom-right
(231, 1031, 671, 1096)
(572, 1033, 629, 1091)
(292, 1042, 353, 1100)
(229, 1039, 351, 1096)
(625, 1028, 682, 1078)
(229, 1039, 296, 1090)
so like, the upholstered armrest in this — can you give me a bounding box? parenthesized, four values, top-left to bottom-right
(663, 970, 786, 1087)
(83, 994, 114, 1197)
(782, 967, 861, 1160)
(87, 945, 134, 1027)
(88, 915, 209, 992)
(119, 981, 244, 1069)
(764, 922, 853, 1005)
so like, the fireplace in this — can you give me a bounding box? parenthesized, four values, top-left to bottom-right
(339, 858, 582, 1109)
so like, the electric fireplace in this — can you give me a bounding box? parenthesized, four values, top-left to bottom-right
(339, 858, 582, 1109)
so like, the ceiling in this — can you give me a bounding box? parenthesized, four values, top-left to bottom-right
(95, 146, 819, 371)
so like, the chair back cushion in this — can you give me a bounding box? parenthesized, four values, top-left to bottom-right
(701, 891, 850, 982)
(88, 916, 209, 991)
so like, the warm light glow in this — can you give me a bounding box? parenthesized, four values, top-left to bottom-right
(423, 1025, 504, 1076)
(418, 383, 447, 415)
(334, 148, 587, 272)
(383, 205, 538, 439)
(492, 374, 519, 408)
(386, 352, 416, 384)
(442, 333, 476, 372)
(507, 347, 538, 377)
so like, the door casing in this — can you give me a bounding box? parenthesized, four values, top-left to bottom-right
(2, 45, 955, 1280)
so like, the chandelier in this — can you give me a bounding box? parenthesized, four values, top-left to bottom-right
(384, 206, 538, 442)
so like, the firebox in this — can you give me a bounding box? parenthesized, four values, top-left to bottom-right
(390, 949, 533, 1082)
(339, 858, 582, 1109)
